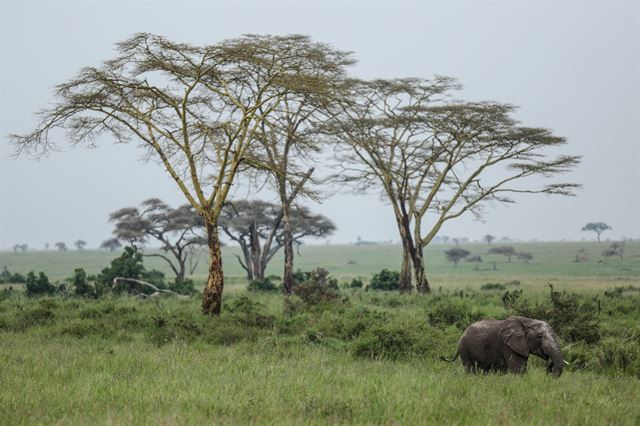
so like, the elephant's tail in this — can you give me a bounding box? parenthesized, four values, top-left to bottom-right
(441, 350, 459, 362)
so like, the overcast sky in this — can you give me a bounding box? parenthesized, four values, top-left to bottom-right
(1, 1, 638, 249)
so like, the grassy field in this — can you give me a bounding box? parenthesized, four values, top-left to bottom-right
(1, 242, 639, 425)
(2, 241, 639, 285)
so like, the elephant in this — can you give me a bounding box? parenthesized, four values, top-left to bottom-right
(443, 315, 564, 377)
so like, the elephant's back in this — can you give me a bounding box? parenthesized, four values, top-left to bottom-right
(460, 318, 501, 341)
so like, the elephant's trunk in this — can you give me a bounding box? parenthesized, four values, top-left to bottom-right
(547, 342, 564, 378)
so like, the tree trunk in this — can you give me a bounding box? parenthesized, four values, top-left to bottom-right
(202, 221, 224, 316)
(249, 221, 263, 281)
(282, 203, 295, 294)
(399, 242, 413, 293)
(413, 245, 431, 293)
(177, 259, 186, 282)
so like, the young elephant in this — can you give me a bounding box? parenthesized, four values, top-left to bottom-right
(444, 316, 564, 377)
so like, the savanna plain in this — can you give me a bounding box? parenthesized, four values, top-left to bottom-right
(1, 241, 639, 425)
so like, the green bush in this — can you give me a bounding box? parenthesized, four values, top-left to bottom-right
(248, 277, 279, 293)
(368, 269, 400, 291)
(98, 246, 167, 295)
(148, 313, 202, 346)
(169, 278, 197, 295)
(71, 268, 95, 298)
(292, 268, 341, 308)
(348, 278, 364, 289)
(513, 287, 601, 344)
(481, 282, 506, 291)
(427, 299, 485, 330)
(351, 325, 417, 360)
(227, 296, 276, 328)
(25, 271, 56, 296)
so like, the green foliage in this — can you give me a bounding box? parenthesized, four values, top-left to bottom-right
(70, 268, 95, 298)
(0, 266, 26, 284)
(169, 278, 197, 295)
(512, 286, 601, 344)
(247, 277, 279, 293)
(25, 271, 56, 296)
(348, 278, 364, 288)
(427, 298, 485, 330)
(502, 289, 523, 310)
(444, 248, 470, 266)
(98, 246, 146, 288)
(351, 325, 418, 360)
(368, 268, 399, 291)
(98, 246, 166, 294)
(292, 268, 341, 308)
(480, 282, 506, 291)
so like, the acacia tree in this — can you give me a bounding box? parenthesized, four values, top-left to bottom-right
(219, 200, 335, 282)
(249, 57, 351, 293)
(489, 245, 517, 263)
(100, 238, 122, 252)
(444, 248, 470, 267)
(12, 33, 349, 315)
(107, 198, 206, 282)
(582, 222, 611, 241)
(74, 239, 87, 250)
(483, 234, 495, 245)
(54, 242, 68, 252)
(330, 78, 580, 292)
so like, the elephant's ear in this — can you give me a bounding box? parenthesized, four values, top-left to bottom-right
(500, 318, 529, 357)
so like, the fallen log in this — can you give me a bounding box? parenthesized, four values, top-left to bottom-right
(112, 277, 189, 299)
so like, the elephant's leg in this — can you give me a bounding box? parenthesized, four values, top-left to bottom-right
(505, 352, 528, 374)
(460, 347, 476, 373)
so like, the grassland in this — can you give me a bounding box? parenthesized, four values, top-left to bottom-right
(1, 242, 639, 425)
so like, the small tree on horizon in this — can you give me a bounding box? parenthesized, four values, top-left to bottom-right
(483, 234, 495, 245)
(582, 222, 611, 242)
(74, 239, 87, 250)
(445, 248, 470, 267)
(488, 245, 517, 263)
(54, 242, 68, 252)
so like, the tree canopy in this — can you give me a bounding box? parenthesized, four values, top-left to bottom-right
(582, 222, 611, 241)
(12, 33, 353, 315)
(107, 198, 206, 281)
(328, 77, 580, 291)
(219, 200, 335, 281)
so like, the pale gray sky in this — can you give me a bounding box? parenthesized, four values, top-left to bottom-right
(1, 1, 638, 249)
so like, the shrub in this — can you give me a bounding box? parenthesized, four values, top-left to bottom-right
(481, 282, 506, 291)
(13, 273, 26, 283)
(427, 300, 484, 330)
(595, 337, 640, 376)
(71, 268, 94, 297)
(169, 278, 197, 295)
(348, 278, 364, 289)
(248, 277, 279, 293)
(25, 271, 56, 296)
(98, 246, 166, 295)
(368, 269, 399, 291)
(512, 286, 601, 344)
(226, 296, 276, 328)
(351, 325, 417, 360)
(148, 313, 202, 346)
(501, 289, 523, 310)
(292, 268, 341, 308)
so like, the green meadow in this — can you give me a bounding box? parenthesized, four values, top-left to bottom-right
(1, 242, 639, 425)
